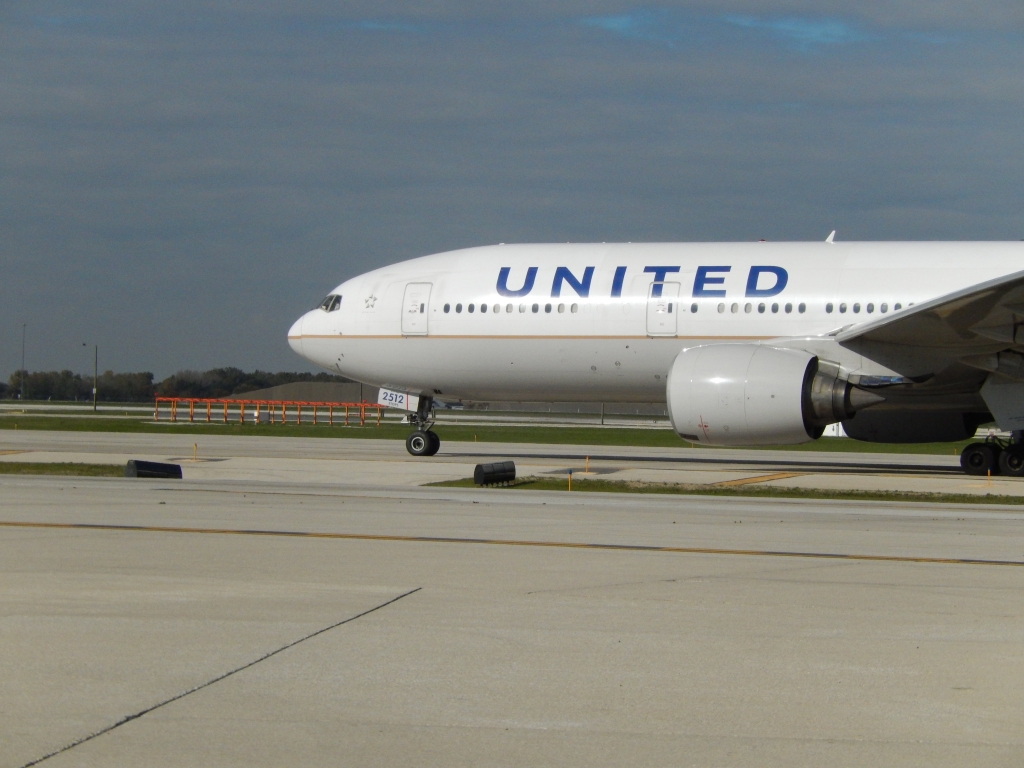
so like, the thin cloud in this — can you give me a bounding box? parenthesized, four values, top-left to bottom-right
(721, 15, 878, 48)
(343, 20, 424, 34)
(580, 11, 688, 46)
(580, 10, 879, 50)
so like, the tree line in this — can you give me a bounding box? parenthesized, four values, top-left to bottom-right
(2, 368, 353, 402)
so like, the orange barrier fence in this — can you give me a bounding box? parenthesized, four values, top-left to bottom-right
(153, 397, 384, 427)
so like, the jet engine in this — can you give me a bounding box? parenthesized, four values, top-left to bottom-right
(666, 344, 883, 446)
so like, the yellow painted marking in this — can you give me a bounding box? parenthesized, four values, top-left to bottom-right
(712, 472, 805, 487)
(0, 521, 1020, 567)
(0, 451, 27, 456)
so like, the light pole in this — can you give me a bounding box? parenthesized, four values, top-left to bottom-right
(21, 323, 26, 401)
(83, 343, 98, 411)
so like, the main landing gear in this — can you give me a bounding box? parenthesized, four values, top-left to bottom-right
(960, 432, 1024, 477)
(405, 396, 440, 457)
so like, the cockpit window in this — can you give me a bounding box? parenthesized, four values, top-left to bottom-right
(319, 294, 342, 312)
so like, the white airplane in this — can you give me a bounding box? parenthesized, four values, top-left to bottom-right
(288, 238, 1024, 475)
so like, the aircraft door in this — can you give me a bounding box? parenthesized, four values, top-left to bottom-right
(646, 282, 680, 336)
(401, 282, 432, 335)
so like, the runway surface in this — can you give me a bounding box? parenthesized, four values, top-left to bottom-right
(2, 432, 1024, 766)
(0, 428, 1018, 496)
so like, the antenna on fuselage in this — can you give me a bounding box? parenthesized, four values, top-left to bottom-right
(825, 230, 836, 243)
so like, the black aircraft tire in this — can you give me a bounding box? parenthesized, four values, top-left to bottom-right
(960, 443, 999, 476)
(998, 446, 1024, 477)
(406, 430, 432, 457)
(425, 431, 441, 456)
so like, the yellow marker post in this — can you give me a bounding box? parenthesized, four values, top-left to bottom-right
(568, 469, 572, 491)
(585, 456, 590, 473)
(193, 443, 197, 462)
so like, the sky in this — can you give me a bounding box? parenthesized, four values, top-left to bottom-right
(2, 2, 1022, 378)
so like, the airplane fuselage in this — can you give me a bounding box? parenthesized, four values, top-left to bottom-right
(288, 241, 1023, 403)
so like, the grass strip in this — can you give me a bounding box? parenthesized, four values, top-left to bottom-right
(0, 462, 124, 477)
(0, 415, 977, 455)
(429, 476, 1024, 506)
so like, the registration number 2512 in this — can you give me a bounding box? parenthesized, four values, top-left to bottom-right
(377, 388, 420, 412)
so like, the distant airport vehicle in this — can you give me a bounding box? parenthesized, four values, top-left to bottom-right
(288, 239, 1024, 475)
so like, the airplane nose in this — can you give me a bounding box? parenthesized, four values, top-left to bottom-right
(287, 315, 305, 357)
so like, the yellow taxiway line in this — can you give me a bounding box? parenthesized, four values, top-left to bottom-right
(711, 472, 805, 487)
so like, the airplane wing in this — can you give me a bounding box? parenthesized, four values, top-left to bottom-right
(835, 267, 1024, 375)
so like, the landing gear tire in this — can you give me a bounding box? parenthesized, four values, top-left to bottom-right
(960, 443, 1000, 476)
(998, 445, 1024, 477)
(406, 431, 431, 457)
(406, 430, 440, 457)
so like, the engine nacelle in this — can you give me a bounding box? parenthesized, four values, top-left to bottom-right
(666, 344, 882, 446)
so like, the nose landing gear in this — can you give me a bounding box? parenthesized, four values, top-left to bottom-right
(405, 396, 440, 457)
(406, 429, 440, 456)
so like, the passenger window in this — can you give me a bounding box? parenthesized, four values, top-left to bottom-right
(784, 303, 792, 313)
(480, 303, 487, 313)
(571, 303, 578, 313)
(894, 303, 902, 310)
(545, 303, 552, 313)
(468, 303, 475, 313)
(826, 303, 834, 313)
(798, 303, 806, 313)
(532, 303, 539, 313)
(717, 303, 725, 313)
(744, 303, 752, 313)
(456, 303, 463, 313)
(690, 303, 697, 313)
(881, 303, 888, 313)
(853, 303, 861, 313)
(519, 304, 526, 313)
(444, 303, 451, 313)
(757, 303, 765, 313)
(558, 303, 565, 313)
(506, 304, 513, 313)
(731, 303, 739, 313)
(866, 303, 874, 313)
(494, 304, 500, 313)
(771, 303, 779, 313)
(839, 303, 847, 313)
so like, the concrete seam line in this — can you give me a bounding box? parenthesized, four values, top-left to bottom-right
(2, 520, 1023, 567)
(135, 487, 1023, 513)
(18, 587, 422, 768)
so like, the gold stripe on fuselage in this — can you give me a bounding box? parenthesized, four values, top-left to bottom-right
(295, 334, 775, 341)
